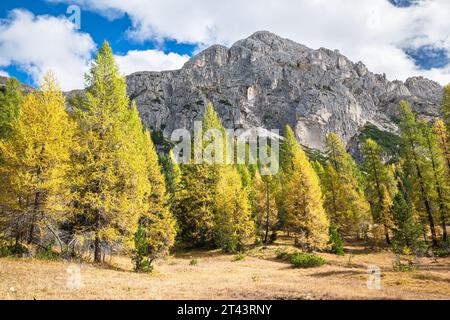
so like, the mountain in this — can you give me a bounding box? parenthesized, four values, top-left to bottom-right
(124, 31, 443, 157)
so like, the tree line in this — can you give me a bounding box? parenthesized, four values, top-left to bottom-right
(0, 41, 449, 271)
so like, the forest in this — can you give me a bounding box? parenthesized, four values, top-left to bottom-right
(0, 41, 449, 277)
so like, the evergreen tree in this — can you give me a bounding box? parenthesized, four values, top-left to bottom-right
(391, 188, 423, 252)
(362, 139, 396, 244)
(328, 224, 345, 255)
(160, 150, 182, 200)
(398, 101, 438, 246)
(323, 133, 370, 235)
(284, 138, 329, 250)
(253, 172, 278, 244)
(0, 78, 23, 140)
(442, 84, 450, 129)
(72, 42, 149, 262)
(0, 73, 75, 246)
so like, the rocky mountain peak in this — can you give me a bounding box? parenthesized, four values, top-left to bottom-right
(124, 32, 443, 154)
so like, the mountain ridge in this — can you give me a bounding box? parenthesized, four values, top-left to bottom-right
(124, 31, 443, 154)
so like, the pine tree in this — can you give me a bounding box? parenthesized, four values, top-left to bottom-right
(323, 133, 370, 235)
(0, 78, 23, 140)
(398, 101, 438, 246)
(0, 73, 75, 246)
(284, 138, 329, 250)
(362, 139, 396, 244)
(72, 42, 149, 262)
(391, 188, 423, 252)
(214, 166, 255, 252)
(160, 150, 182, 200)
(253, 172, 278, 244)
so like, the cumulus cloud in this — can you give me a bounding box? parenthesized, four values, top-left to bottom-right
(0, 9, 96, 90)
(0, 70, 9, 77)
(114, 50, 189, 75)
(48, 0, 450, 84)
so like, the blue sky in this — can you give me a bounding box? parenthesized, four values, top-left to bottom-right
(0, 0, 449, 90)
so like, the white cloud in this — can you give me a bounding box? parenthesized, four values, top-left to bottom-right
(0, 70, 9, 77)
(0, 9, 96, 90)
(114, 50, 189, 75)
(49, 0, 450, 85)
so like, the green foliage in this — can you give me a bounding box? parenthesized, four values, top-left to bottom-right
(132, 224, 153, 273)
(391, 190, 424, 253)
(328, 225, 345, 255)
(0, 77, 23, 139)
(392, 255, 417, 272)
(442, 84, 450, 128)
(190, 258, 198, 266)
(35, 244, 60, 261)
(290, 253, 325, 268)
(358, 123, 403, 157)
(233, 252, 246, 261)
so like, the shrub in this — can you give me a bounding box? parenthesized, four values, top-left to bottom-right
(290, 253, 325, 268)
(275, 246, 290, 260)
(433, 247, 450, 257)
(190, 259, 198, 266)
(35, 244, 59, 261)
(0, 243, 29, 257)
(393, 257, 416, 272)
(233, 252, 246, 261)
(328, 225, 345, 256)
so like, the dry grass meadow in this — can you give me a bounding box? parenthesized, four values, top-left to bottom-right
(1, 237, 450, 300)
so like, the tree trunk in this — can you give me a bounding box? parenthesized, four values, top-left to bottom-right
(384, 224, 391, 245)
(264, 180, 269, 245)
(94, 236, 101, 263)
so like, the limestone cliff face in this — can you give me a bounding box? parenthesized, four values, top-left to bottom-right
(126, 31, 442, 151)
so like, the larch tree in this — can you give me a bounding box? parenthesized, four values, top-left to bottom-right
(214, 165, 255, 252)
(133, 127, 176, 271)
(253, 172, 278, 244)
(276, 125, 299, 231)
(0, 73, 75, 247)
(398, 101, 438, 246)
(433, 120, 450, 172)
(173, 103, 223, 247)
(323, 133, 370, 235)
(72, 42, 148, 262)
(362, 139, 396, 244)
(422, 123, 449, 242)
(284, 135, 329, 251)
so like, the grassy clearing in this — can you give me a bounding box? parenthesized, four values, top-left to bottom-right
(1, 239, 449, 300)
